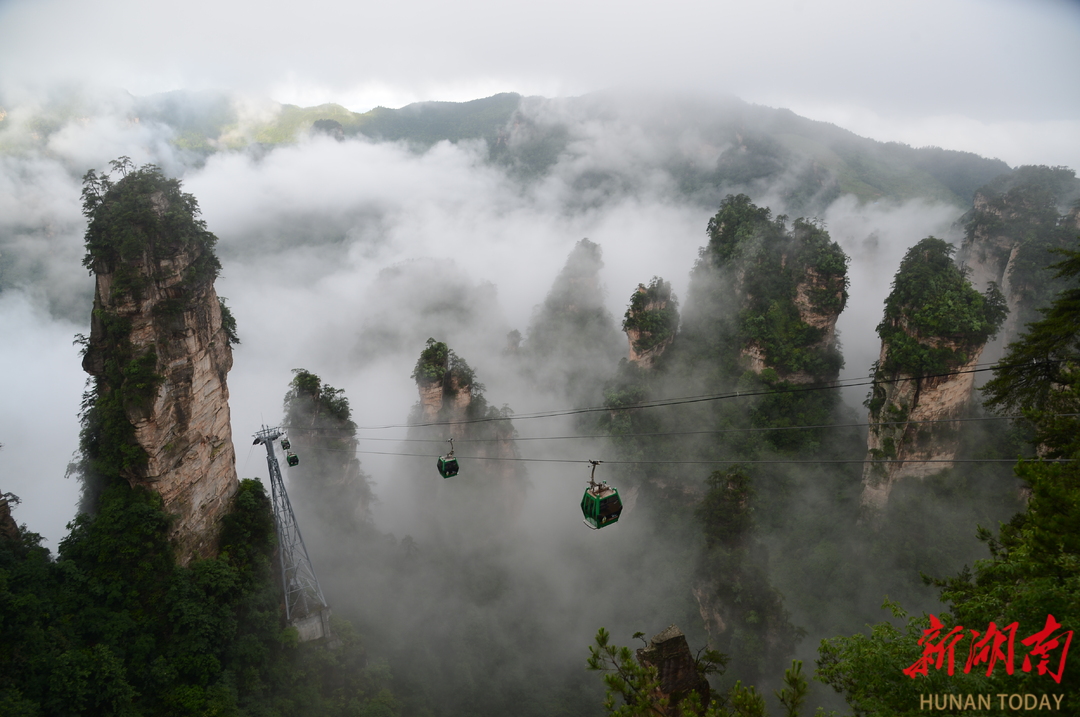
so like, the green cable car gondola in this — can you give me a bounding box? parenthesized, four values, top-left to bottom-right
(286, 451, 299, 467)
(437, 438, 459, 478)
(280, 437, 291, 450)
(581, 460, 622, 529)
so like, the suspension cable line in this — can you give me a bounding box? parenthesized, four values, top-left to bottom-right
(341, 413, 1074, 444)
(344, 358, 1058, 432)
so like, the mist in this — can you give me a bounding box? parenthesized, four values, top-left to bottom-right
(0, 88, 1044, 712)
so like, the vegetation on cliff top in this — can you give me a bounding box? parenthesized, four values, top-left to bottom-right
(688, 193, 848, 380)
(599, 195, 860, 695)
(410, 339, 515, 434)
(283, 369, 375, 529)
(411, 337, 478, 394)
(82, 157, 222, 302)
(3, 161, 397, 715)
(622, 277, 679, 354)
(874, 237, 1007, 379)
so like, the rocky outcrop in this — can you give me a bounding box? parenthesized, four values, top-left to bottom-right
(860, 237, 1006, 513)
(0, 493, 19, 542)
(81, 164, 238, 564)
(635, 625, 711, 715)
(684, 196, 848, 385)
(624, 279, 679, 368)
(283, 370, 375, 532)
(861, 343, 984, 511)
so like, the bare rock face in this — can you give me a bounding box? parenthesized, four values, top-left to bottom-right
(418, 382, 444, 424)
(81, 165, 238, 564)
(635, 625, 711, 715)
(861, 342, 984, 511)
(859, 237, 1006, 513)
(691, 585, 726, 639)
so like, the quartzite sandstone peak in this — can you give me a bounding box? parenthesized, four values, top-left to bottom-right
(687, 194, 848, 384)
(81, 162, 238, 563)
(623, 278, 679, 369)
(411, 339, 526, 521)
(860, 237, 1006, 512)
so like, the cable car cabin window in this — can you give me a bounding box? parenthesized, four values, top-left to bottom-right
(599, 494, 622, 518)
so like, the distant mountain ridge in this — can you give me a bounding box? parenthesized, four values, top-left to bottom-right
(0, 88, 1012, 212)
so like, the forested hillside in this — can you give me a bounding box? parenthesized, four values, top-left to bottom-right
(0, 90, 1009, 212)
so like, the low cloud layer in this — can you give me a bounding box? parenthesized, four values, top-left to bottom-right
(0, 94, 994, 547)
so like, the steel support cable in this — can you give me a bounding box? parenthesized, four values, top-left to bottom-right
(292, 444, 1074, 466)
(343, 413, 1077, 444)
(346, 358, 1062, 431)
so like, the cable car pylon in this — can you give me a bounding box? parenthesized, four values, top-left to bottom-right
(253, 425, 334, 644)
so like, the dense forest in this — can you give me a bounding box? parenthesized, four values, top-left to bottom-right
(0, 92, 1078, 716)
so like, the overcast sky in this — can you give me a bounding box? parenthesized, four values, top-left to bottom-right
(1, 0, 1078, 168)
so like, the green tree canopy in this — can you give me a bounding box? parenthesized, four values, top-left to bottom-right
(876, 237, 1007, 376)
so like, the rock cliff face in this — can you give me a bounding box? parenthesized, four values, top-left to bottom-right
(860, 238, 1007, 512)
(81, 164, 238, 564)
(861, 343, 984, 510)
(958, 166, 1080, 354)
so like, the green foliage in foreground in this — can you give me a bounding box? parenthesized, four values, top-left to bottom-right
(817, 242, 1080, 716)
(0, 479, 398, 716)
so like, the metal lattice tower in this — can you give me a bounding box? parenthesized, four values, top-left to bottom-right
(253, 425, 328, 624)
